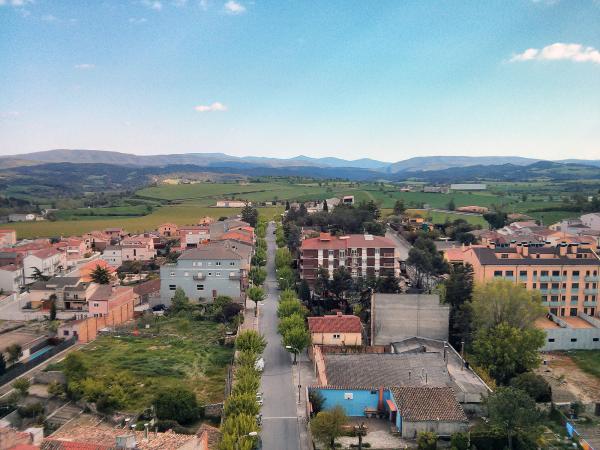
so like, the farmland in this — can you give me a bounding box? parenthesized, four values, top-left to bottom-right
(9, 179, 582, 238)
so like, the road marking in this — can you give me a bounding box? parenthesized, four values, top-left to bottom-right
(261, 416, 298, 420)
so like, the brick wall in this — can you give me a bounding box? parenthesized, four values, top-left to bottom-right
(76, 298, 135, 343)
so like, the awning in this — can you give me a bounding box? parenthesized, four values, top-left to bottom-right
(386, 399, 397, 412)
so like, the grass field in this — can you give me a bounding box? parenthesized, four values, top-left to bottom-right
(568, 350, 600, 381)
(50, 316, 233, 411)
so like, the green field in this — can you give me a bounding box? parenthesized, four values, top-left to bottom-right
(50, 317, 233, 411)
(568, 350, 600, 381)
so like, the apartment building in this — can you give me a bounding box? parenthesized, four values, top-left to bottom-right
(178, 225, 210, 250)
(299, 233, 399, 286)
(0, 264, 24, 293)
(447, 242, 600, 317)
(160, 243, 247, 305)
(23, 248, 66, 283)
(28, 276, 98, 312)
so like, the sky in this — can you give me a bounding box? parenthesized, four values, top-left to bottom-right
(1, 0, 599, 162)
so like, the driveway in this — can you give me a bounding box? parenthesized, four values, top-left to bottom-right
(259, 222, 301, 450)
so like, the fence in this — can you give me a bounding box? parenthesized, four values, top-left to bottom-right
(0, 337, 76, 387)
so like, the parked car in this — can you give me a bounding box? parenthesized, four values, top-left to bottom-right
(255, 357, 265, 372)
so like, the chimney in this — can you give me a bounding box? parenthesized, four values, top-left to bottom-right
(522, 243, 529, 257)
(516, 243, 522, 254)
(510, 240, 517, 248)
(559, 243, 567, 256)
(489, 242, 496, 249)
(336, 311, 342, 317)
(569, 243, 579, 254)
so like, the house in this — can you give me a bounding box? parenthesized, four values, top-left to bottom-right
(0, 264, 24, 293)
(133, 279, 161, 306)
(370, 293, 449, 345)
(455, 205, 489, 214)
(219, 227, 254, 245)
(121, 235, 156, 261)
(198, 216, 215, 225)
(449, 184, 486, 191)
(101, 246, 123, 267)
(217, 239, 253, 270)
(299, 233, 399, 286)
(28, 277, 97, 313)
(342, 195, 354, 205)
(535, 313, 600, 351)
(0, 229, 17, 247)
(103, 227, 125, 238)
(445, 241, 600, 318)
(0, 252, 21, 268)
(82, 231, 112, 251)
(8, 213, 37, 222)
(208, 219, 250, 240)
(160, 243, 247, 305)
(215, 200, 248, 208)
(23, 248, 66, 284)
(88, 285, 138, 317)
(308, 312, 362, 346)
(53, 237, 87, 263)
(581, 212, 600, 231)
(78, 260, 117, 283)
(310, 386, 468, 439)
(423, 186, 449, 194)
(178, 225, 210, 250)
(158, 222, 179, 237)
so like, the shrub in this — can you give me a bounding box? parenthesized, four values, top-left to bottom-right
(153, 386, 198, 425)
(12, 378, 30, 396)
(223, 393, 260, 417)
(235, 330, 267, 354)
(417, 431, 437, 450)
(18, 402, 44, 418)
(510, 372, 552, 402)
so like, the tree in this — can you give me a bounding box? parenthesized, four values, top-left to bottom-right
(251, 247, 266, 267)
(277, 265, 296, 290)
(471, 279, 545, 331)
(313, 267, 330, 298)
(510, 372, 552, 402)
(274, 248, 293, 269)
(30, 267, 50, 282)
(153, 386, 198, 424)
(310, 406, 348, 449)
(282, 325, 311, 364)
(447, 198, 456, 211)
(90, 264, 111, 284)
(241, 203, 259, 227)
(375, 274, 400, 293)
(483, 210, 508, 230)
(49, 293, 57, 321)
(170, 287, 191, 314)
(12, 378, 30, 397)
(5, 344, 21, 364)
(278, 314, 305, 337)
(248, 266, 267, 286)
(472, 322, 545, 384)
(247, 286, 265, 317)
(277, 298, 307, 319)
(308, 389, 325, 415)
(445, 263, 474, 348)
(330, 267, 353, 302)
(485, 387, 542, 450)
(323, 199, 328, 212)
(236, 330, 267, 354)
(450, 432, 469, 450)
(417, 431, 437, 450)
(219, 413, 259, 450)
(393, 199, 405, 216)
(285, 200, 290, 211)
(298, 279, 311, 303)
(223, 393, 260, 417)
(63, 352, 87, 381)
(406, 237, 449, 290)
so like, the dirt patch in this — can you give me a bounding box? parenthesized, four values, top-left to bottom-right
(536, 353, 600, 403)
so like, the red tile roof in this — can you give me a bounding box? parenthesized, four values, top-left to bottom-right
(390, 386, 468, 422)
(301, 233, 395, 250)
(308, 314, 362, 333)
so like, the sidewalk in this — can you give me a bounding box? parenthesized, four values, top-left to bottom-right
(293, 352, 316, 450)
(240, 298, 259, 332)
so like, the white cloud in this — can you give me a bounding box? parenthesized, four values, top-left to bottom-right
(0, 0, 33, 6)
(74, 63, 96, 70)
(129, 17, 148, 24)
(224, 0, 245, 14)
(511, 43, 600, 64)
(142, 0, 163, 10)
(41, 14, 58, 22)
(194, 102, 227, 112)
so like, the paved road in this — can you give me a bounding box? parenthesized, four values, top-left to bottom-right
(385, 228, 412, 260)
(259, 222, 301, 450)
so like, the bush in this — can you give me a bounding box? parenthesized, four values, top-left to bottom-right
(47, 380, 65, 398)
(510, 372, 552, 402)
(18, 402, 44, 418)
(235, 330, 267, 354)
(450, 432, 469, 450)
(153, 386, 198, 425)
(12, 378, 30, 396)
(417, 431, 437, 450)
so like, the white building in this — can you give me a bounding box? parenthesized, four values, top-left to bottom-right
(215, 200, 249, 208)
(581, 213, 600, 231)
(23, 248, 66, 283)
(0, 264, 24, 293)
(102, 246, 123, 267)
(449, 184, 487, 191)
(8, 213, 37, 222)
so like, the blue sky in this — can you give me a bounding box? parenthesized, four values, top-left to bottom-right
(1, 0, 599, 161)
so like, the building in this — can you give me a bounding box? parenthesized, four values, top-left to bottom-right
(0, 264, 23, 293)
(0, 229, 17, 247)
(423, 185, 449, 194)
(101, 246, 123, 266)
(160, 243, 247, 305)
(54, 237, 87, 263)
(28, 277, 97, 312)
(536, 313, 600, 351)
(308, 312, 362, 346)
(581, 213, 600, 231)
(209, 218, 250, 241)
(158, 222, 178, 237)
(370, 294, 449, 345)
(133, 279, 161, 307)
(449, 183, 487, 191)
(82, 231, 112, 251)
(88, 285, 138, 317)
(455, 205, 489, 214)
(103, 227, 125, 238)
(178, 225, 210, 250)
(342, 195, 354, 205)
(8, 213, 37, 222)
(121, 235, 156, 261)
(23, 248, 66, 284)
(78, 260, 117, 283)
(215, 200, 248, 208)
(446, 242, 600, 317)
(310, 385, 468, 439)
(299, 233, 399, 286)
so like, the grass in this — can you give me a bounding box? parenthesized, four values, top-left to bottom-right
(50, 316, 233, 411)
(568, 350, 600, 381)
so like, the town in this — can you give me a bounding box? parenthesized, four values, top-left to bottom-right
(0, 190, 598, 449)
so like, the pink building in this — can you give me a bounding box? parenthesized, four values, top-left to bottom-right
(88, 285, 138, 317)
(0, 229, 17, 247)
(178, 225, 210, 250)
(54, 237, 87, 262)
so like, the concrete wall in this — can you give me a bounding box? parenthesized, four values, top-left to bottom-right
(543, 326, 600, 351)
(401, 420, 468, 439)
(310, 332, 362, 346)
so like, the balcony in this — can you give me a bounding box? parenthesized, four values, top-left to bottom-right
(229, 272, 241, 280)
(550, 276, 563, 282)
(585, 275, 599, 282)
(193, 273, 205, 281)
(504, 276, 515, 282)
(542, 301, 565, 308)
(550, 288, 565, 295)
(584, 301, 597, 307)
(540, 276, 551, 282)
(584, 288, 598, 295)
(382, 253, 395, 258)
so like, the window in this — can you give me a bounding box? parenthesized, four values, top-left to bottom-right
(551, 295, 559, 302)
(170, 271, 175, 277)
(505, 271, 514, 277)
(548, 338, 555, 342)
(519, 271, 527, 277)
(552, 270, 560, 276)
(328, 250, 334, 257)
(169, 285, 176, 291)
(540, 283, 548, 289)
(333, 334, 340, 339)
(541, 271, 549, 276)
(571, 338, 578, 342)
(571, 296, 579, 302)
(552, 283, 559, 289)
(216, 272, 221, 277)
(197, 284, 204, 291)
(339, 250, 346, 258)
(230, 261, 235, 266)
(573, 270, 580, 276)
(572, 283, 579, 289)
(593, 338, 599, 342)
(570, 308, 578, 317)
(93, 302, 99, 307)
(63, 330, 69, 336)
(208, 272, 212, 277)
(216, 261, 221, 266)
(494, 271, 502, 277)
(501, 254, 509, 259)
(375, 248, 380, 256)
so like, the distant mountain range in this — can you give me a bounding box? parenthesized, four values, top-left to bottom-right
(3, 149, 600, 174)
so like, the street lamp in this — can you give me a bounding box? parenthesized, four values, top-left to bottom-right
(236, 431, 258, 450)
(286, 345, 301, 404)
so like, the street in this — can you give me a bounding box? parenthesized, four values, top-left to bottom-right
(259, 222, 301, 450)
(385, 228, 412, 260)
